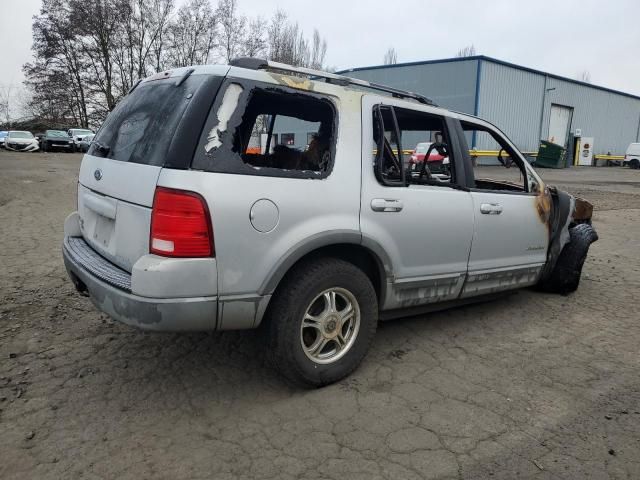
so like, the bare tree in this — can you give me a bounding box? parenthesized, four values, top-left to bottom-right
(456, 44, 476, 57)
(217, 0, 247, 63)
(0, 84, 14, 126)
(23, 0, 331, 127)
(309, 29, 327, 69)
(383, 47, 397, 65)
(266, 10, 328, 69)
(27, 0, 90, 126)
(577, 70, 591, 83)
(166, 0, 217, 67)
(242, 17, 267, 58)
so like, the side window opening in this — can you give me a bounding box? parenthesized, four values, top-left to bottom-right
(461, 121, 528, 192)
(373, 105, 404, 186)
(232, 87, 335, 174)
(373, 105, 454, 187)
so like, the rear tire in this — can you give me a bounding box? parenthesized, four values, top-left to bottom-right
(265, 257, 378, 387)
(537, 224, 598, 294)
(630, 158, 640, 170)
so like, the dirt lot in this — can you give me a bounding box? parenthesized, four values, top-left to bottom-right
(1, 150, 639, 479)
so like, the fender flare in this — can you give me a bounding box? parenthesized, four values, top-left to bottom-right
(258, 230, 393, 297)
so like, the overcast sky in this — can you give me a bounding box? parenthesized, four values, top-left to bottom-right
(2, 0, 639, 97)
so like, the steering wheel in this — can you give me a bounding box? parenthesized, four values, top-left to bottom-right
(419, 142, 447, 181)
(497, 148, 513, 168)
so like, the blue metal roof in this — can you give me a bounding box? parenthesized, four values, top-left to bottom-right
(338, 55, 640, 101)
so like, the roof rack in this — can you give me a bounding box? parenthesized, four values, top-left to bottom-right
(229, 57, 436, 106)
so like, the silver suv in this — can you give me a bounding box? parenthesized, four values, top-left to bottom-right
(63, 59, 597, 386)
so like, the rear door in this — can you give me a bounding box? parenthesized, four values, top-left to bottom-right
(77, 67, 227, 271)
(360, 96, 475, 310)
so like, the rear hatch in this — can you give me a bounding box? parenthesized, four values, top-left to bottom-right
(77, 68, 227, 272)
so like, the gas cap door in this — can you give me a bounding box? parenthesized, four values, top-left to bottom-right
(249, 199, 279, 233)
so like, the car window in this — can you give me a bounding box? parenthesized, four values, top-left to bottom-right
(373, 105, 454, 186)
(461, 120, 529, 193)
(194, 79, 337, 179)
(90, 75, 206, 165)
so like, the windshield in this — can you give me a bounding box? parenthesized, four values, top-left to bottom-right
(92, 74, 206, 165)
(9, 132, 34, 139)
(71, 129, 92, 136)
(47, 130, 68, 137)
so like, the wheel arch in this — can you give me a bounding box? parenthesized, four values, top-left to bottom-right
(258, 232, 392, 310)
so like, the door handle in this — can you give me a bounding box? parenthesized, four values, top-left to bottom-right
(480, 203, 503, 215)
(371, 198, 404, 212)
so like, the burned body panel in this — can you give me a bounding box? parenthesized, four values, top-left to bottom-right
(537, 188, 597, 293)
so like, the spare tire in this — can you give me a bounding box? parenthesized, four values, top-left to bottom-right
(537, 223, 598, 294)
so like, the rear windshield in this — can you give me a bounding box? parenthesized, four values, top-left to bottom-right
(90, 75, 206, 166)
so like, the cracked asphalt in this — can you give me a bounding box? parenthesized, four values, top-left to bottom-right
(1, 151, 639, 479)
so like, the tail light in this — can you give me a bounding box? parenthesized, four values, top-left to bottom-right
(150, 187, 214, 257)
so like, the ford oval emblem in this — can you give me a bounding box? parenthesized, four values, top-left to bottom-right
(94, 169, 102, 181)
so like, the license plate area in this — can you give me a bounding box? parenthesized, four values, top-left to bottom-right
(92, 214, 115, 249)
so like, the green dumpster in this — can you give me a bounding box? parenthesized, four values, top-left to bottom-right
(535, 141, 566, 168)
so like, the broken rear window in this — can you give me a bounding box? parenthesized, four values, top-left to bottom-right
(193, 79, 337, 179)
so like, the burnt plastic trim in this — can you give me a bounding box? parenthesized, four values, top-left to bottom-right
(229, 57, 269, 70)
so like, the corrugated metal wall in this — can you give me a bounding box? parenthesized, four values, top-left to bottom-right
(341, 57, 640, 162)
(479, 60, 640, 156)
(539, 76, 640, 154)
(344, 59, 479, 114)
(477, 60, 545, 153)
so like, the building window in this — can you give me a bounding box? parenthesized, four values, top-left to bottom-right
(280, 133, 295, 146)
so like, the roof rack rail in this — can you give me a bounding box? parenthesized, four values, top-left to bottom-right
(229, 57, 436, 106)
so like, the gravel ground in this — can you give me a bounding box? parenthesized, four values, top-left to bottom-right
(1, 151, 639, 480)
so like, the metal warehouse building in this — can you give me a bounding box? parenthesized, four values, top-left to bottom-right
(339, 56, 640, 164)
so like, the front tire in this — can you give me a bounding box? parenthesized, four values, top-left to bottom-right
(537, 224, 598, 294)
(266, 257, 378, 387)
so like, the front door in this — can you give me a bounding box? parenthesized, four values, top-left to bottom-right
(360, 96, 475, 310)
(459, 119, 550, 297)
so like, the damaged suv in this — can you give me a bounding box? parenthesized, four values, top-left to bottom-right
(62, 59, 597, 386)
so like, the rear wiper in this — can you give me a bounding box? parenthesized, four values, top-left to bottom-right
(93, 141, 110, 156)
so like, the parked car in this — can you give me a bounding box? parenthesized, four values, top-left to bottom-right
(62, 59, 598, 387)
(409, 141, 450, 176)
(77, 133, 95, 152)
(41, 129, 76, 152)
(625, 143, 640, 169)
(0, 131, 7, 148)
(67, 128, 94, 149)
(4, 131, 39, 152)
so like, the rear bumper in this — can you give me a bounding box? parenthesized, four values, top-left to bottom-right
(63, 236, 218, 331)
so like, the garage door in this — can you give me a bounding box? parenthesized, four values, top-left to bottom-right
(548, 104, 573, 147)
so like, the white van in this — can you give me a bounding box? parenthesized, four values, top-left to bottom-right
(625, 143, 640, 169)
